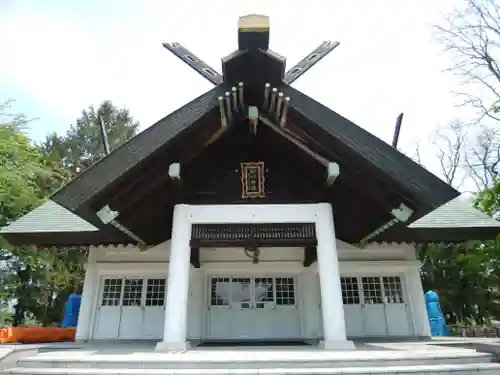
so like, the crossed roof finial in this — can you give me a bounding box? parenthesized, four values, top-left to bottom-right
(163, 15, 340, 86)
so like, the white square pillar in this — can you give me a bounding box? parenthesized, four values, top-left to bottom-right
(75, 248, 97, 342)
(156, 204, 192, 351)
(406, 266, 431, 337)
(316, 203, 355, 350)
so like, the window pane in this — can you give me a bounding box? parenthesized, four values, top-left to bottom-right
(275, 277, 295, 306)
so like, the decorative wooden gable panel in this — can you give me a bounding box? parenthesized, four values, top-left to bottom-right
(240, 162, 266, 199)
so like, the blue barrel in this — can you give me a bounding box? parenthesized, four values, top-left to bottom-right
(424, 290, 449, 336)
(61, 293, 82, 328)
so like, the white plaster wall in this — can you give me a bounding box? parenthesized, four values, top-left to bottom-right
(80, 241, 428, 341)
(92, 240, 416, 264)
(77, 245, 173, 341)
(201, 246, 303, 263)
(339, 259, 428, 337)
(338, 242, 416, 261)
(93, 241, 171, 262)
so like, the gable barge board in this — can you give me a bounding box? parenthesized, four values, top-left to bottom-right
(273, 125, 408, 215)
(107, 122, 245, 215)
(105, 155, 177, 213)
(89, 101, 223, 213)
(50, 85, 228, 220)
(258, 120, 403, 213)
(102, 112, 228, 213)
(279, 85, 460, 220)
(258, 109, 411, 214)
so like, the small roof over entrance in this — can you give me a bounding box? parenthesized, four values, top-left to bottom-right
(2, 15, 499, 247)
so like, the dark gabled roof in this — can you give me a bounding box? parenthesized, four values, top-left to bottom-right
(2, 14, 487, 248)
(279, 85, 460, 219)
(50, 85, 227, 221)
(48, 79, 459, 230)
(41, 15, 458, 228)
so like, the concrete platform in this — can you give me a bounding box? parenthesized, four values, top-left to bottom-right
(1, 339, 500, 375)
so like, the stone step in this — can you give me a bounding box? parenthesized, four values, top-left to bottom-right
(12, 351, 496, 370)
(3, 362, 500, 375)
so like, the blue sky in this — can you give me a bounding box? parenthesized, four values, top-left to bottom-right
(0, 0, 469, 174)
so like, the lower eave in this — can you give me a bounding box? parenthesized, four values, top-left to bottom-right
(4, 226, 499, 248)
(2, 230, 130, 248)
(374, 226, 500, 243)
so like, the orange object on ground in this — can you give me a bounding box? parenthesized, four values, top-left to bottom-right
(0, 327, 76, 344)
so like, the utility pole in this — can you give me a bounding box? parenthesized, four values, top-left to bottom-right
(99, 115, 111, 155)
(392, 113, 404, 149)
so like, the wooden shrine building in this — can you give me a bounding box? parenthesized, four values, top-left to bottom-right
(3, 15, 500, 350)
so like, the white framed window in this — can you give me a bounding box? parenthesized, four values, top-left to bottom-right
(145, 278, 166, 307)
(275, 277, 296, 306)
(211, 277, 231, 307)
(209, 276, 296, 307)
(255, 277, 274, 309)
(361, 276, 384, 305)
(100, 278, 122, 306)
(341, 277, 360, 305)
(382, 276, 404, 304)
(122, 278, 143, 307)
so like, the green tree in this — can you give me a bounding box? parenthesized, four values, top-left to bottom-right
(0, 308, 13, 328)
(417, 182, 500, 326)
(40, 100, 140, 173)
(0, 105, 59, 325)
(0, 123, 46, 226)
(475, 178, 500, 219)
(418, 241, 500, 324)
(1, 100, 139, 326)
(30, 100, 139, 324)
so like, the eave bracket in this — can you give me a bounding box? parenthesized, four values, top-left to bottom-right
(360, 203, 414, 244)
(97, 205, 147, 246)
